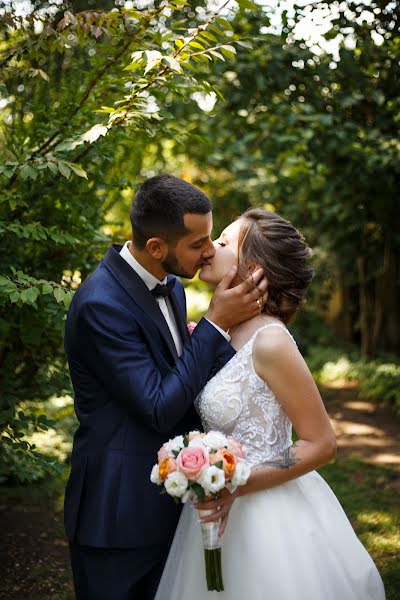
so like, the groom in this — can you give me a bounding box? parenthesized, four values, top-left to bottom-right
(64, 174, 266, 599)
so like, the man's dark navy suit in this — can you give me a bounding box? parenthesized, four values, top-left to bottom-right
(64, 245, 235, 599)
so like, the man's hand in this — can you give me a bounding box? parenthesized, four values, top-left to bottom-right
(205, 266, 268, 332)
(195, 487, 239, 537)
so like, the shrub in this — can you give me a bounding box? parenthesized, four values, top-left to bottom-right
(356, 362, 400, 413)
(306, 345, 400, 413)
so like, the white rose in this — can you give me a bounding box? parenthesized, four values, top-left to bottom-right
(165, 435, 185, 455)
(231, 460, 251, 487)
(188, 437, 207, 449)
(150, 464, 162, 485)
(204, 431, 227, 450)
(198, 465, 225, 495)
(164, 471, 188, 498)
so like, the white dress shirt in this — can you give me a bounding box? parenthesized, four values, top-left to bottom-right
(120, 242, 182, 355)
(119, 242, 230, 356)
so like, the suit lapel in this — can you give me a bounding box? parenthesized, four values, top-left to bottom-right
(167, 277, 190, 344)
(102, 245, 178, 360)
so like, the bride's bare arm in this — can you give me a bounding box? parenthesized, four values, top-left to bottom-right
(197, 327, 336, 532)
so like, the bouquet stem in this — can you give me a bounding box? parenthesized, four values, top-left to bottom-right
(199, 509, 224, 592)
(204, 548, 224, 591)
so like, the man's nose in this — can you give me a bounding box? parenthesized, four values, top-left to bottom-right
(202, 238, 215, 258)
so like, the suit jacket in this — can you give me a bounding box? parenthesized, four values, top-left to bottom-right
(64, 245, 235, 548)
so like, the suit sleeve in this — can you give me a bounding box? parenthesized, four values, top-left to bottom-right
(78, 301, 235, 434)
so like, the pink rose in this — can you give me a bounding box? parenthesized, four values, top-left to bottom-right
(227, 437, 245, 459)
(177, 446, 209, 480)
(187, 321, 197, 335)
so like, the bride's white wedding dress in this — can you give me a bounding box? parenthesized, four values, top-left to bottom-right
(155, 323, 385, 599)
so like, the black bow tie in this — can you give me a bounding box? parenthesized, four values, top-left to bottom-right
(151, 279, 176, 299)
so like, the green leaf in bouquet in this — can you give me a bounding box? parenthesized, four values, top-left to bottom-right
(183, 435, 189, 447)
(191, 482, 206, 503)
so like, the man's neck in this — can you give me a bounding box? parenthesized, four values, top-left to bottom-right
(128, 242, 166, 281)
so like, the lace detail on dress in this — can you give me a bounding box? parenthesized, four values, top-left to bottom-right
(195, 323, 295, 466)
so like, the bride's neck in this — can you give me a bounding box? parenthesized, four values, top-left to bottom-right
(229, 315, 283, 351)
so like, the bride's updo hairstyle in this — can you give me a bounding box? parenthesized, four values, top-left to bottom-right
(238, 208, 314, 324)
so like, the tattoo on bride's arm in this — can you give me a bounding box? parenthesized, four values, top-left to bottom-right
(255, 444, 299, 470)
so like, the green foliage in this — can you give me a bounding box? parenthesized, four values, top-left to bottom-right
(1, 0, 398, 482)
(356, 362, 400, 413)
(0, 0, 243, 481)
(0, 407, 65, 482)
(306, 346, 357, 378)
(1, 396, 77, 482)
(169, 1, 400, 357)
(308, 346, 400, 412)
(0, 269, 75, 307)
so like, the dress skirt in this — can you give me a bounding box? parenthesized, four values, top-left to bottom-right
(155, 470, 385, 600)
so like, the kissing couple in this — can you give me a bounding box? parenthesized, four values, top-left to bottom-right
(64, 175, 385, 599)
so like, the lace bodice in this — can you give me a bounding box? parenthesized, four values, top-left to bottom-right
(195, 324, 295, 466)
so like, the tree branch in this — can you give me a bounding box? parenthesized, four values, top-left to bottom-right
(112, 0, 233, 127)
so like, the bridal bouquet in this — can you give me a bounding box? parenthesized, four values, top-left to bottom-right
(150, 430, 251, 592)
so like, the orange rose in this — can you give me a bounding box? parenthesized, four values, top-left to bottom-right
(210, 449, 236, 481)
(158, 457, 177, 482)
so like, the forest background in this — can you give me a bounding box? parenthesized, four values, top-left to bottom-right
(0, 0, 399, 597)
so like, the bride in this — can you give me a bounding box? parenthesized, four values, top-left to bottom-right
(155, 208, 386, 600)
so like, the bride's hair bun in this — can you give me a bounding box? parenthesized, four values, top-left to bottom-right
(238, 209, 314, 324)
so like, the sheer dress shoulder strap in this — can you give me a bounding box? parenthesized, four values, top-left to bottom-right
(252, 323, 297, 346)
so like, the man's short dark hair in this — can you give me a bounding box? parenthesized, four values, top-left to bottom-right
(130, 175, 212, 249)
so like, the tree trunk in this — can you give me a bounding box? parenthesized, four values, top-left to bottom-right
(357, 255, 371, 358)
(371, 236, 388, 354)
(339, 273, 353, 343)
(371, 236, 400, 353)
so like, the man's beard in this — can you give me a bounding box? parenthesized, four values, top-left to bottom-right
(162, 249, 197, 279)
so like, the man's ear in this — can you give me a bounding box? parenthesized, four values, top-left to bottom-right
(145, 237, 169, 260)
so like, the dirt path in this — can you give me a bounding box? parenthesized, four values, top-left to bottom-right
(321, 385, 400, 477)
(0, 504, 73, 599)
(0, 387, 399, 599)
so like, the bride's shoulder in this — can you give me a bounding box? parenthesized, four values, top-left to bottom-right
(253, 320, 297, 362)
